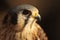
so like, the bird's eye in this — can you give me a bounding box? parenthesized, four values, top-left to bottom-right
(23, 9, 31, 15)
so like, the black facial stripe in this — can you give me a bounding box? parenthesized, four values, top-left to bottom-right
(25, 14, 31, 24)
(23, 10, 32, 27)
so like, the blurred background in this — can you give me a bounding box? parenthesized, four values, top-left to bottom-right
(0, 0, 60, 40)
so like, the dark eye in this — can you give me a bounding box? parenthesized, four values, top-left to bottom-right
(23, 9, 31, 15)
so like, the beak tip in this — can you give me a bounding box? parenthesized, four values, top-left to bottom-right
(35, 16, 41, 21)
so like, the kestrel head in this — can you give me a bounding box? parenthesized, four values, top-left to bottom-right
(3, 4, 41, 31)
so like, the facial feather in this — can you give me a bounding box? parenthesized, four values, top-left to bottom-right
(0, 4, 48, 40)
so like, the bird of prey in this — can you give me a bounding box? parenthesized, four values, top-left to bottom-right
(0, 4, 48, 40)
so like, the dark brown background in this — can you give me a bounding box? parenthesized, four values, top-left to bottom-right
(0, 0, 60, 40)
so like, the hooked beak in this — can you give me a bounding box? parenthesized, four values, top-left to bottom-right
(35, 15, 41, 21)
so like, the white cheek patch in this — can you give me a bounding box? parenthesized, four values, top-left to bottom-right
(18, 14, 24, 23)
(15, 13, 25, 31)
(18, 11, 27, 20)
(23, 16, 27, 20)
(17, 13, 28, 26)
(29, 18, 34, 21)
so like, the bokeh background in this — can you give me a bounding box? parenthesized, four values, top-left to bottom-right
(0, 0, 60, 40)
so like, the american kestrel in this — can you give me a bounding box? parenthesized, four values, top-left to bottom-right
(0, 4, 48, 40)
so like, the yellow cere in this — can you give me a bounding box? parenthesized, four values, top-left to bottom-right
(31, 9, 38, 18)
(35, 13, 38, 16)
(33, 12, 38, 16)
(31, 13, 38, 18)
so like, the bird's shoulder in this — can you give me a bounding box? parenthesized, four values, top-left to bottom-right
(35, 23, 48, 40)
